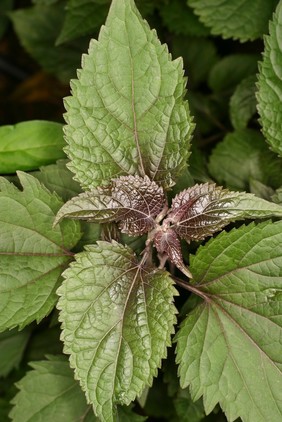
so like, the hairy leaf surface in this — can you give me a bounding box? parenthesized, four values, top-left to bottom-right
(0, 172, 81, 331)
(57, 241, 177, 421)
(257, 1, 282, 156)
(188, 0, 278, 41)
(64, 0, 193, 189)
(176, 221, 282, 422)
(165, 182, 282, 242)
(55, 175, 166, 235)
(0, 121, 65, 174)
(10, 356, 98, 422)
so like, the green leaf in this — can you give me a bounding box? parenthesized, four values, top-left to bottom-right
(35, 160, 82, 202)
(160, 0, 209, 37)
(249, 179, 275, 201)
(0, 121, 65, 174)
(188, 0, 278, 41)
(9, 2, 87, 83)
(57, 241, 177, 421)
(272, 187, 282, 204)
(208, 129, 282, 190)
(174, 388, 205, 422)
(257, 1, 282, 157)
(10, 356, 98, 422)
(0, 328, 30, 377)
(176, 221, 282, 422)
(117, 404, 147, 421)
(208, 54, 259, 93)
(64, 0, 193, 189)
(0, 172, 81, 331)
(229, 75, 257, 130)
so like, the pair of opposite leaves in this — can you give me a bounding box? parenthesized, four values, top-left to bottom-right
(55, 174, 282, 278)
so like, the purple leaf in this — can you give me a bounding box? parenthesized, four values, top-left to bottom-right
(55, 175, 166, 236)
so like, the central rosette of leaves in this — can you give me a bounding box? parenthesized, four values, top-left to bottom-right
(55, 174, 276, 278)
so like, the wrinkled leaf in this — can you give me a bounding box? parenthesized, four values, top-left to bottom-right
(257, 1, 282, 156)
(64, 0, 193, 189)
(0, 172, 81, 331)
(9, 356, 98, 422)
(229, 75, 257, 130)
(55, 175, 166, 236)
(0, 328, 30, 377)
(176, 221, 282, 422)
(188, 0, 278, 41)
(57, 241, 177, 422)
(0, 121, 65, 174)
(164, 182, 282, 242)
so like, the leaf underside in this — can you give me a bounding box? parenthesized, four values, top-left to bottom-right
(176, 221, 282, 422)
(257, 1, 282, 157)
(57, 241, 177, 422)
(0, 172, 81, 331)
(64, 0, 193, 189)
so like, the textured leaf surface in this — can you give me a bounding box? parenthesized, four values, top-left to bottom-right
(257, 1, 282, 156)
(64, 0, 193, 189)
(10, 356, 98, 422)
(208, 129, 282, 191)
(176, 221, 282, 422)
(55, 175, 166, 236)
(0, 328, 30, 377)
(0, 172, 81, 331)
(165, 182, 282, 242)
(188, 0, 278, 41)
(229, 75, 257, 130)
(57, 241, 177, 422)
(0, 121, 65, 173)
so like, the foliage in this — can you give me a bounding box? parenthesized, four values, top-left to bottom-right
(1, 0, 282, 422)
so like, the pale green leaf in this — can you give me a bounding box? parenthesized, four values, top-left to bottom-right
(229, 75, 257, 130)
(9, 2, 86, 83)
(176, 221, 282, 422)
(208, 129, 282, 191)
(272, 187, 282, 204)
(188, 0, 278, 41)
(0, 328, 30, 377)
(160, 0, 209, 37)
(0, 172, 81, 331)
(208, 54, 259, 93)
(0, 121, 65, 174)
(57, 241, 177, 422)
(257, 1, 282, 157)
(249, 179, 275, 201)
(64, 0, 193, 189)
(9, 356, 98, 422)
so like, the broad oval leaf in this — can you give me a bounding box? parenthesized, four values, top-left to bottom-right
(188, 0, 278, 42)
(257, 1, 282, 157)
(57, 241, 177, 422)
(55, 175, 166, 236)
(0, 172, 81, 331)
(165, 182, 282, 242)
(64, 0, 193, 189)
(10, 356, 98, 422)
(0, 121, 65, 174)
(176, 221, 282, 422)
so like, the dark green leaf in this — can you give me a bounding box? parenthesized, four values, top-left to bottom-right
(257, 1, 282, 156)
(176, 221, 282, 422)
(0, 172, 81, 331)
(0, 328, 30, 377)
(188, 0, 278, 41)
(0, 0, 13, 39)
(64, 0, 193, 189)
(229, 75, 257, 130)
(0, 121, 65, 174)
(57, 241, 177, 421)
(10, 356, 98, 422)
